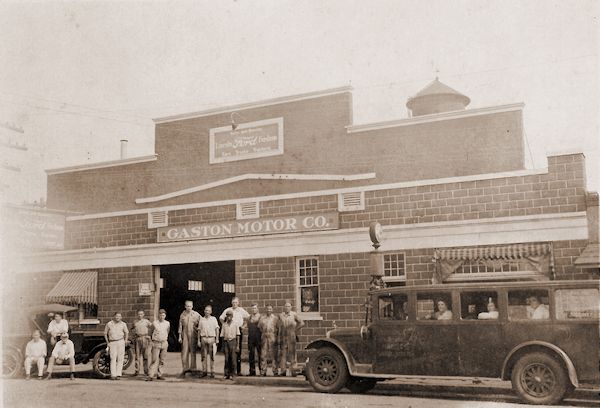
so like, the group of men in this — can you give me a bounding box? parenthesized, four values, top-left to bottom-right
(24, 297, 304, 381)
(105, 309, 171, 381)
(145, 297, 304, 381)
(23, 313, 76, 380)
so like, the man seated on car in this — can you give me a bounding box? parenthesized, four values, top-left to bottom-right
(45, 332, 75, 380)
(47, 313, 69, 346)
(24, 330, 47, 380)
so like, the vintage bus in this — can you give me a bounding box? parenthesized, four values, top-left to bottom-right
(300, 280, 600, 405)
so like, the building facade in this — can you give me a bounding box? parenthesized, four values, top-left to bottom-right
(9, 81, 598, 350)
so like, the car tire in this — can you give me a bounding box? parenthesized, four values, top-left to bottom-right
(306, 347, 348, 394)
(2, 348, 23, 379)
(92, 349, 111, 378)
(92, 347, 134, 378)
(346, 376, 377, 394)
(511, 352, 568, 405)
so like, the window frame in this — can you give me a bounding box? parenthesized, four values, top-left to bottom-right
(296, 256, 322, 320)
(382, 252, 407, 283)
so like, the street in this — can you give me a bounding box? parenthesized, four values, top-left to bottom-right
(3, 376, 599, 408)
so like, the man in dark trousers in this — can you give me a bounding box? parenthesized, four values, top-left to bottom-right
(220, 310, 239, 381)
(246, 303, 262, 376)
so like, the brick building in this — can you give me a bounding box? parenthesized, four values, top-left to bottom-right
(10, 79, 598, 349)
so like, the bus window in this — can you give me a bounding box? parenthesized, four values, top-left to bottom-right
(508, 290, 549, 320)
(460, 291, 498, 320)
(555, 288, 599, 319)
(417, 292, 453, 320)
(378, 294, 408, 320)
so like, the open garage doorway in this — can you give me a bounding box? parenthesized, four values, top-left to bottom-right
(159, 261, 235, 351)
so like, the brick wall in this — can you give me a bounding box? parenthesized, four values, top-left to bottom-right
(236, 253, 372, 347)
(553, 239, 594, 280)
(63, 154, 587, 251)
(97, 265, 155, 326)
(2, 270, 63, 311)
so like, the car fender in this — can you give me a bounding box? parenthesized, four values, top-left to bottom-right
(3, 344, 24, 359)
(501, 341, 579, 388)
(304, 338, 359, 375)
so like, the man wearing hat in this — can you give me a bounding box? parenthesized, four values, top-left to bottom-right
(220, 310, 240, 380)
(45, 332, 75, 380)
(219, 297, 249, 376)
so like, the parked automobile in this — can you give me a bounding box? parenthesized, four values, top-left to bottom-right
(299, 280, 600, 405)
(2, 304, 133, 379)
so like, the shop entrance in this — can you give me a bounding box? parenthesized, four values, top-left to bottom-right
(159, 261, 235, 351)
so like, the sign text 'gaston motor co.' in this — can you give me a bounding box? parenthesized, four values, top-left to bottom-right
(158, 212, 339, 243)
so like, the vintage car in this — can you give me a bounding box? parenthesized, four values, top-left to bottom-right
(2, 304, 133, 379)
(299, 280, 600, 405)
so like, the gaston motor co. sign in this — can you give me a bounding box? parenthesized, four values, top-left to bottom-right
(209, 117, 283, 164)
(158, 212, 339, 243)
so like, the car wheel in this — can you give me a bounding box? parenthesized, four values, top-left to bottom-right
(2, 348, 23, 379)
(92, 349, 111, 378)
(123, 346, 134, 371)
(511, 352, 568, 405)
(306, 347, 348, 394)
(346, 376, 377, 393)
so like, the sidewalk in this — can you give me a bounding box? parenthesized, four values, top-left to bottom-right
(76, 351, 600, 400)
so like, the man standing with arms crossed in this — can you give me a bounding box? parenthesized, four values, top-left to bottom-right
(219, 297, 249, 376)
(197, 305, 219, 378)
(104, 312, 129, 380)
(131, 309, 152, 376)
(178, 300, 201, 376)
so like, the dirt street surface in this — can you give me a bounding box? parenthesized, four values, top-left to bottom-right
(2, 379, 598, 408)
(3, 352, 599, 408)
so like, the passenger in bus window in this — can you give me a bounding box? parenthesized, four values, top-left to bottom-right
(425, 300, 453, 320)
(528, 295, 549, 320)
(394, 301, 408, 320)
(478, 298, 499, 320)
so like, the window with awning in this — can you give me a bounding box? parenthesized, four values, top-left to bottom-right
(433, 243, 553, 283)
(46, 270, 98, 320)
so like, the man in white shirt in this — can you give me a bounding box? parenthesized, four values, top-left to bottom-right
(45, 332, 75, 380)
(47, 313, 69, 345)
(197, 305, 219, 378)
(219, 297, 249, 376)
(104, 312, 129, 380)
(147, 309, 170, 381)
(24, 330, 47, 380)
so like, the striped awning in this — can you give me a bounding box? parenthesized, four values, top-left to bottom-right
(46, 270, 98, 305)
(436, 243, 552, 261)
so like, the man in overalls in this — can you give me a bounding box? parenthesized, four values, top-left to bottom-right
(258, 304, 280, 376)
(246, 303, 262, 376)
(278, 301, 304, 376)
(178, 300, 200, 376)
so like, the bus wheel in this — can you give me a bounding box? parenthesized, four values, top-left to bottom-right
(346, 376, 377, 393)
(306, 347, 348, 393)
(511, 352, 568, 405)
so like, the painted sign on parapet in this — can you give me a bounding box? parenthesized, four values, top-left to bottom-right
(209, 117, 284, 164)
(1, 204, 65, 250)
(158, 212, 339, 243)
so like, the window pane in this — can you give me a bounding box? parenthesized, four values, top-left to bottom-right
(555, 289, 599, 319)
(508, 290, 549, 320)
(417, 292, 453, 320)
(460, 291, 498, 320)
(378, 294, 409, 320)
